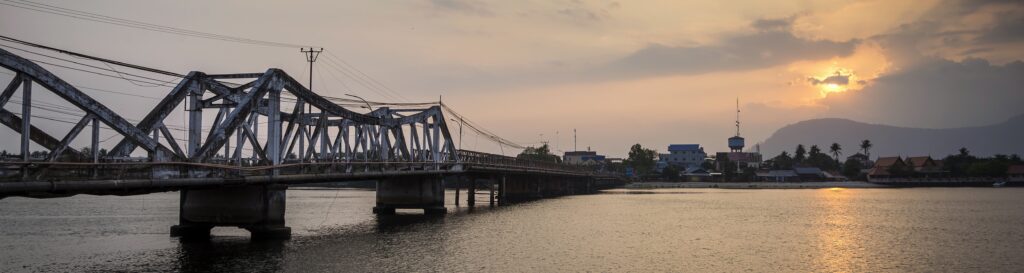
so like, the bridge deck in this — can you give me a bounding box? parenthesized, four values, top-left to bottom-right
(0, 160, 623, 198)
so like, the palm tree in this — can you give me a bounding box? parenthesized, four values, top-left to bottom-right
(794, 144, 807, 162)
(860, 139, 872, 159)
(830, 143, 842, 165)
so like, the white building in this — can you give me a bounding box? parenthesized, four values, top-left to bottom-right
(563, 151, 606, 165)
(660, 144, 707, 168)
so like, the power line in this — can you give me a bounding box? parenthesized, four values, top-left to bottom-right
(0, 34, 184, 78)
(319, 55, 400, 102)
(324, 52, 410, 102)
(6, 97, 187, 131)
(22, 57, 177, 87)
(0, 42, 180, 86)
(439, 102, 526, 150)
(1, 70, 164, 100)
(329, 53, 411, 101)
(1, 0, 313, 48)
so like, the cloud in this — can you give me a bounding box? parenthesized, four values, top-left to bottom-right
(777, 0, 1024, 130)
(807, 72, 851, 86)
(599, 23, 858, 78)
(427, 0, 494, 17)
(751, 16, 794, 32)
(820, 58, 1024, 128)
(557, 7, 604, 22)
(553, 1, 611, 24)
(870, 0, 1024, 66)
(975, 10, 1024, 44)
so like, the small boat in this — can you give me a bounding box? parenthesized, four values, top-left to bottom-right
(993, 181, 1007, 187)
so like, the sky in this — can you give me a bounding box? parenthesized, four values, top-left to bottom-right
(1, 0, 1023, 158)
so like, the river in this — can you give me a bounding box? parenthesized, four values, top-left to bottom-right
(1, 187, 1023, 272)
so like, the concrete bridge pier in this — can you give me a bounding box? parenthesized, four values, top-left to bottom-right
(488, 176, 496, 207)
(467, 176, 477, 207)
(454, 176, 461, 207)
(170, 184, 290, 240)
(498, 175, 507, 205)
(373, 176, 446, 215)
(500, 175, 526, 201)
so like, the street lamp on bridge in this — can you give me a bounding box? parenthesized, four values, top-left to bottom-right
(344, 93, 373, 112)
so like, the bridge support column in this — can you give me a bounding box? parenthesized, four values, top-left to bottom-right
(499, 175, 507, 205)
(454, 176, 461, 207)
(535, 177, 544, 198)
(170, 184, 290, 240)
(467, 176, 476, 207)
(489, 177, 496, 207)
(373, 176, 446, 215)
(503, 175, 530, 201)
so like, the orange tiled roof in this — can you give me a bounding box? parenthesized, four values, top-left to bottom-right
(906, 156, 933, 167)
(874, 157, 902, 168)
(868, 167, 890, 176)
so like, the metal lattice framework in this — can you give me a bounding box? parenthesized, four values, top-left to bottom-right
(0, 47, 459, 180)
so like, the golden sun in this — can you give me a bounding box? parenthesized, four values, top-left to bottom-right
(819, 83, 846, 97)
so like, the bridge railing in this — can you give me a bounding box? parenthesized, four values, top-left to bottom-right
(0, 159, 463, 182)
(0, 148, 628, 182)
(455, 150, 621, 176)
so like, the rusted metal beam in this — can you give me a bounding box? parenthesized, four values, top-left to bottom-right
(46, 114, 92, 161)
(267, 87, 282, 168)
(0, 73, 20, 108)
(158, 124, 186, 158)
(0, 109, 81, 157)
(205, 73, 264, 79)
(20, 77, 30, 161)
(280, 75, 378, 124)
(109, 73, 196, 157)
(200, 78, 243, 103)
(0, 48, 169, 155)
(191, 69, 279, 162)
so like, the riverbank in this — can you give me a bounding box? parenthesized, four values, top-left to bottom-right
(624, 181, 889, 189)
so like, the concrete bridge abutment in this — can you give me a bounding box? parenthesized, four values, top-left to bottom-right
(170, 184, 290, 240)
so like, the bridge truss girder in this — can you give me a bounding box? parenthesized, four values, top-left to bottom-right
(0, 48, 459, 181)
(0, 48, 175, 164)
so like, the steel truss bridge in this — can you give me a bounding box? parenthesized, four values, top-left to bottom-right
(0, 45, 624, 239)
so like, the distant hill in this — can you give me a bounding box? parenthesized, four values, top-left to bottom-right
(759, 115, 1024, 159)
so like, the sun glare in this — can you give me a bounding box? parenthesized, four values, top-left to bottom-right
(819, 83, 846, 97)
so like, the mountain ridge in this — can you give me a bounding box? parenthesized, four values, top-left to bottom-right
(759, 114, 1024, 159)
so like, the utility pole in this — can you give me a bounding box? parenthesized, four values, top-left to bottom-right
(300, 48, 322, 162)
(572, 129, 577, 152)
(301, 48, 323, 91)
(735, 97, 741, 137)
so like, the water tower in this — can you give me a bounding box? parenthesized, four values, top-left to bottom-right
(728, 98, 745, 152)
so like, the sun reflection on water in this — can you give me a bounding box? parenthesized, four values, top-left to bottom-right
(814, 188, 862, 272)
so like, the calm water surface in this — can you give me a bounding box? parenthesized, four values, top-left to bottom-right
(1, 187, 1023, 272)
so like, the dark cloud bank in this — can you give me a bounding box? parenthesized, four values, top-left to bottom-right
(601, 20, 857, 78)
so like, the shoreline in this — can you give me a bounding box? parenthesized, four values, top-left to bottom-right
(624, 181, 889, 189)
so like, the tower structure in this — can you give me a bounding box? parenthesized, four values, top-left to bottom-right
(728, 98, 745, 152)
